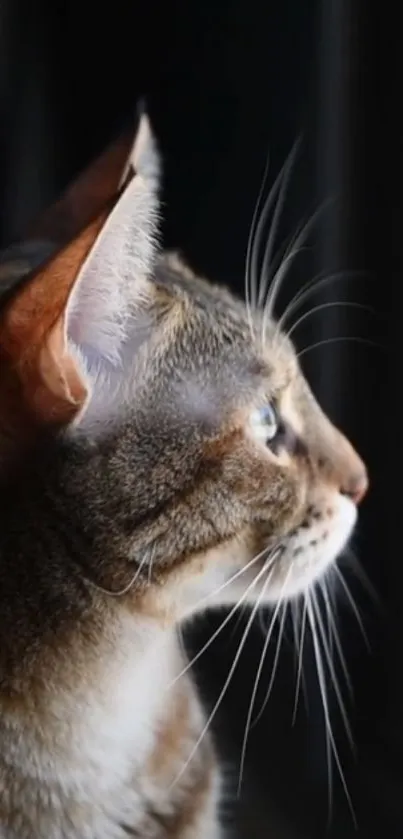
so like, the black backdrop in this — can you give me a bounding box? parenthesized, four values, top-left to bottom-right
(0, 1, 399, 837)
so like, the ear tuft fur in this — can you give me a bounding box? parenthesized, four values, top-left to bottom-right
(120, 104, 161, 189)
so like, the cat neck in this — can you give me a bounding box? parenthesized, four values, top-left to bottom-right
(0, 431, 140, 595)
(0, 614, 186, 827)
(0, 436, 177, 703)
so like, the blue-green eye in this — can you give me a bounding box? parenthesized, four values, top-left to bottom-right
(250, 403, 279, 444)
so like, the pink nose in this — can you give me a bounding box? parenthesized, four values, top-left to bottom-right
(342, 470, 369, 506)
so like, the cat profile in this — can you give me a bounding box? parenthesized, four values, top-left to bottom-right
(0, 110, 367, 838)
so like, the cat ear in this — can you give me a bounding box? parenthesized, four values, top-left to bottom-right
(119, 104, 160, 189)
(0, 113, 161, 432)
(66, 111, 160, 368)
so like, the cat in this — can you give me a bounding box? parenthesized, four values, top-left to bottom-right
(0, 110, 368, 838)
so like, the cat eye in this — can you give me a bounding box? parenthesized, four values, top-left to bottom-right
(250, 403, 279, 445)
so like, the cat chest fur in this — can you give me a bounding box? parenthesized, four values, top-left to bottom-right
(0, 617, 221, 838)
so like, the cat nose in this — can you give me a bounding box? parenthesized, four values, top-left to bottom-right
(341, 469, 369, 506)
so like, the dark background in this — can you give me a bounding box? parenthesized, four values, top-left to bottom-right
(0, 1, 399, 837)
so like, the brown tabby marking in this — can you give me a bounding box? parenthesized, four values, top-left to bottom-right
(0, 113, 367, 838)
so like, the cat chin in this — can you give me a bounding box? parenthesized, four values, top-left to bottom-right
(261, 491, 358, 603)
(170, 493, 357, 624)
(194, 492, 357, 616)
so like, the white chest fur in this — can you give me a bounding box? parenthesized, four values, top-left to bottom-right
(0, 617, 193, 838)
(49, 617, 182, 793)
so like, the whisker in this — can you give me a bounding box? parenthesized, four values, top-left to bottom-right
(311, 588, 354, 751)
(192, 543, 280, 613)
(251, 598, 289, 728)
(245, 146, 271, 332)
(148, 551, 154, 584)
(169, 551, 279, 690)
(343, 548, 383, 612)
(312, 590, 358, 828)
(286, 300, 374, 343)
(277, 269, 368, 332)
(229, 600, 255, 643)
(333, 566, 371, 649)
(292, 594, 308, 724)
(257, 136, 302, 310)
(323, 576, 336, 656)
(84, 550, 150, 598)
(320, 579, 353, 695)
(250, 151, 297, 314)
(308, 592, 357, 829)
(258, 606, 270, 637)
(259, 224, 310, 304)
(259, 200, 337, 312)
(262, 197, 334, 341)
(237, 569, 292, 795)
(297, 335, 384, 359)
(209, 549, 280, 643)
(170, 563, 275, 791)
(306, 592, 334, 827)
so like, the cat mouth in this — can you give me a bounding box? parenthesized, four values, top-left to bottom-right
(262, 493, 357, 601)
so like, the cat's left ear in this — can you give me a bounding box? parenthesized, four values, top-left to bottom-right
(0, 112, 161, 432)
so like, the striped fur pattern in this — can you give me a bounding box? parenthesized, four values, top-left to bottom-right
(0, 114, 368, 838)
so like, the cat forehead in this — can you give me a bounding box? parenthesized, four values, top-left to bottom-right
(154, 257, 298, 395)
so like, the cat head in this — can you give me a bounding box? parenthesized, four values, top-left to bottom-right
(0, 112, 368, 623)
